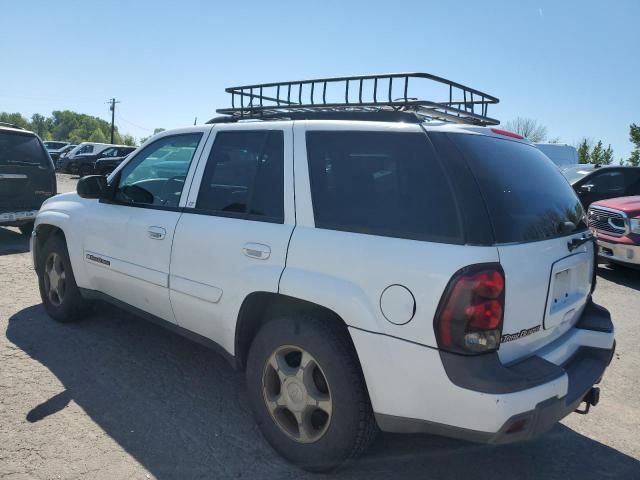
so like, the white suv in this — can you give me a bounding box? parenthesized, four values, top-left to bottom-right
(31, 74, 615, 471)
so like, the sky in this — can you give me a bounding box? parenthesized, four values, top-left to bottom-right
(1, 0, 638, 159)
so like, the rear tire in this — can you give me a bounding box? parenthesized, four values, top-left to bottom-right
(18, 222, 34, 236)
(246, 314, 377, 472)
(37, 235, 90, 322)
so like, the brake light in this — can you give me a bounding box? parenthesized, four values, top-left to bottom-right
(434, 264, 505, 354)
(490, 128, 524, 140)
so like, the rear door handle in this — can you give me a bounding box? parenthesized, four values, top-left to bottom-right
(242, 243, 271, 260)
(148, 226, 166, 240)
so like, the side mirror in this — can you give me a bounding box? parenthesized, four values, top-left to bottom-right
(77, 175, 107, 199)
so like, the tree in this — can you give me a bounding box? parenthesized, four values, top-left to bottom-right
(0, 109, 138, 146)
(503, 117, 548, 142)
(121, 134, 136, 146)
(577, 138, 614, 165)
(0, 112, 30, 129)
(602, 144, 614, 165)
(577, 139, 590, 164)
(628, 123, 640, 167)
(88, 128, 107, 143)
(30, 113, 50, 139)
(140, 128, 165, 144)
(591, 141, 604, 164)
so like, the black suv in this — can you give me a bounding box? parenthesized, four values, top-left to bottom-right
(0, 123, 57, 235)
(562, 164, 640, 209)
(67, 145, 136, 177)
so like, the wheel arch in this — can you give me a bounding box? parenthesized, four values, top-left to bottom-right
(234, 292, 361, 373)
(33, 223, 67, 271)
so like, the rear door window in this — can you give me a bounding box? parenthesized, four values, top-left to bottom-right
(306, 131, 462, 243)
(437, 133, 586, 243)
(195, 130, 284, 222)
(0, 132, 48, 167)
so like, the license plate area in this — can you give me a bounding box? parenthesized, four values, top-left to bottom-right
(544, 252, 591, 330)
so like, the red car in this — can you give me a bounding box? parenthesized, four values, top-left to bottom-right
(588, 196, 640, 268)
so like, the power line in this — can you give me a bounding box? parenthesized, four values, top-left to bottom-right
(116, 112, 152, 132)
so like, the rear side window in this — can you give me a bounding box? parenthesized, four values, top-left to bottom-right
(195, 130, 284, 222)
(442, 133, 585, 243)
(0, 132, 48, 167)
(306, 131, 461, 243)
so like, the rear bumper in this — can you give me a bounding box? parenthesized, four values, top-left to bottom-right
(597, 239, 640, 265)
(0, 210, 38, 226)
(351, 301, 614, 444)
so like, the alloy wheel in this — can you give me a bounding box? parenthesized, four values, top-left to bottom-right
(43, 252, 66, 307)
(262, 346, 333, 443)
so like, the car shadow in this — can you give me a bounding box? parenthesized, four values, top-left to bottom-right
(598, 264, 640, 292)
(0, 227, 29, 256)
(6, 304, 640, 480)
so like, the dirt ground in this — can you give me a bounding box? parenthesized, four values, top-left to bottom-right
(0, 174, 639, 479)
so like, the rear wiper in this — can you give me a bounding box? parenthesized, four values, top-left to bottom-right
(567, 232, 594, 252)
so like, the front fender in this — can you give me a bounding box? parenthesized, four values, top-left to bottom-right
(34, 203, 89, 289)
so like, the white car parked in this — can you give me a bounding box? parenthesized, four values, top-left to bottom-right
(31, 74, 615, 471)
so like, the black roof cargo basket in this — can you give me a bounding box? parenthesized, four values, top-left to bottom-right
(209, 72, 499, 125)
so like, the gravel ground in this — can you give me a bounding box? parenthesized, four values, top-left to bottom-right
(0, 174, 638, 479)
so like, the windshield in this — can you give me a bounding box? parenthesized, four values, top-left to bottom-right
(441, 133, 586, 243)
(561, 165, 596, 184)
(0, 132, 48, 167)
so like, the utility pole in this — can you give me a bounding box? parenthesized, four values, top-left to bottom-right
(107, 98, 120, 143)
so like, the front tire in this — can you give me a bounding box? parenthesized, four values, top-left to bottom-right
(37, 235, 89, 322)
(18, 222, 34, 236)
(246, 314, 377, 472)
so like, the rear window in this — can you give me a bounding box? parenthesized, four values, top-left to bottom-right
(306, 131, 462, 243)
(0, 132, 49, 167)
(442, 133, 586, 243)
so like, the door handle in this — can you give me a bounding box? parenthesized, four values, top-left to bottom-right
(147, 226, 166, 240)
(242, 243, 271, 260)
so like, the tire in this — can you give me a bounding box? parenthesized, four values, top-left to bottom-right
(37, 235, 89, 322)
(246, 314, 377, 472)
(18, 222, 34, 236)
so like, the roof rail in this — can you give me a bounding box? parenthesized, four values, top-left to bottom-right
(0, 121, 26, 130)
(210, 72, 499, 126)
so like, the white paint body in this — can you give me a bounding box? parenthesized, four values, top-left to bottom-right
(33, 121, 614, 436)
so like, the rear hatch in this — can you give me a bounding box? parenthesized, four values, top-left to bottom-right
(0, 130, 56, 213)
(432, 131, 593, 363)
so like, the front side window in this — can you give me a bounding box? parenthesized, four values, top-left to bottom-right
(195, 130, 284, 222)
(306, 131, 461, 243)
(588, 171, 625, 196)
(115, 133, 202, 208)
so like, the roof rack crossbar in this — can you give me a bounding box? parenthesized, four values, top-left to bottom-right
(212, 72, 499, 125)
(0, 121, 26, 130)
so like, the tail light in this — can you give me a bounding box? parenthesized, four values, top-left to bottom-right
(434, 264, 505, 355)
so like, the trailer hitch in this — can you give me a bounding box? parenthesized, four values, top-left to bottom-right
(575, 387, 600, 415)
